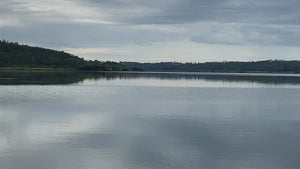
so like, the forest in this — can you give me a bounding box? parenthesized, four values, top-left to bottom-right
(0, 40, 129, 71)
(1, 40, 300, 73)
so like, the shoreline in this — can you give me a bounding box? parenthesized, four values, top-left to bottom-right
(1, 67, 300, 77)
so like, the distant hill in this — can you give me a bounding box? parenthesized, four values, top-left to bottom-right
(123, 60, 300, 73)
(0, 40, 129, 71)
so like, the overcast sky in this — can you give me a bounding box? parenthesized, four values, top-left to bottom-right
(1, 0, 300, 62)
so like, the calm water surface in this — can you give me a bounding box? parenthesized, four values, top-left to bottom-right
(0, 72, 300, 169)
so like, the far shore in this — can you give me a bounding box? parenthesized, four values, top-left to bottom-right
(1, 67, 300, 77)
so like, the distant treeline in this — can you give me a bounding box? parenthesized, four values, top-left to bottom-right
(123, 60, 300, 73)
(0, 40, 130, 71)
(2, 40, 300, 73)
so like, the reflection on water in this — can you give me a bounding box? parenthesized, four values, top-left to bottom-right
(0, 72, 300, 169)
(1, 71, 300, 85)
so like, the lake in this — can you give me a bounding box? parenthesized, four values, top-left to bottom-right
(0, 72, 300, 169)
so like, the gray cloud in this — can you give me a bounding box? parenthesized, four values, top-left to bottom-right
(74, 0, 300, 25)
(1, 0, 300, 61)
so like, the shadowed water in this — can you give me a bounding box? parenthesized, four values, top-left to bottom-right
(0, 72, 300, 169)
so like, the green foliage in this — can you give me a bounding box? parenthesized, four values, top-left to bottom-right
(0, 40, 129, 71)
